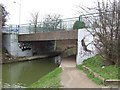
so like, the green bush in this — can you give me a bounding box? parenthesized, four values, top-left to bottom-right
(73, 21, 85, 30)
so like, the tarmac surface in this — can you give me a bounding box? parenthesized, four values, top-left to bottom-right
(60, 55, 103, 88)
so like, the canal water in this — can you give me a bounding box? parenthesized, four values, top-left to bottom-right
(2, 57, 59, 88)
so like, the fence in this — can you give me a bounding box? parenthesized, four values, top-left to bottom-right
(2, 13, 99, 34)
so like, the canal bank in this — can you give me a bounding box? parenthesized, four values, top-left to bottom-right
(2, 56, 59, 88)
(29, 67, 62, 88)
(27, 55, 102, 88)
(2, 51, 61, 64)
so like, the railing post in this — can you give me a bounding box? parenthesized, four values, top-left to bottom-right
(16, 25, 18, 34)
(10, 25, 12, 34)
(59, 19, 62, 29)
(29, 23, 31, 34)
(79, 15, 82, 21)
(18, 25, 20, 34)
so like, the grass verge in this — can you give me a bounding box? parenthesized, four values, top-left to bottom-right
(29, 67, 62, 88)
(77, 55, 119, 85)
(77, 65, 103, 85)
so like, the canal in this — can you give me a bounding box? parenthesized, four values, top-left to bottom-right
(2, 57, 59, 88)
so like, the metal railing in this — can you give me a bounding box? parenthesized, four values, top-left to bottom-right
(2, 25, 19, 34)
(2, 17, 78, 34)
(2, 13, 99, 34)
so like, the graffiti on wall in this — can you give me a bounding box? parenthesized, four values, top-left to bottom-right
(77, 29, 96, 64)
(18, 43, 31, 51)
(79, 35, 95, 58)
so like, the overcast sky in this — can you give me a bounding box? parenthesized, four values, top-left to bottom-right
(1, 0, 98, 25)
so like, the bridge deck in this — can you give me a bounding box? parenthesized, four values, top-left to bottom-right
(18, 30, 78, 41)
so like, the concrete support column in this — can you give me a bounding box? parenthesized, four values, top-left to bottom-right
(54, 40, 57, 51)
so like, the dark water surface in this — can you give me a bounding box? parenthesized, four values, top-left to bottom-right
(2, 57, 58, 87)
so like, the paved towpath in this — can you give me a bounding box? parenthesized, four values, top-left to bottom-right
(60, 55, 102, 88)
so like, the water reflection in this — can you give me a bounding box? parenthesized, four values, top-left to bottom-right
(2, 57, 59, 88)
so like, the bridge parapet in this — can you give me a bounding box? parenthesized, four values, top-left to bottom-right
(18, 30, 78, 41)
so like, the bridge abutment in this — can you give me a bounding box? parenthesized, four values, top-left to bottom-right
(2, 33, 32, 57)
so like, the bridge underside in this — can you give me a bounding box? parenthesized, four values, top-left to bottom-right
(18, 39, 77, 56)
(18, 30, 78, 41)
(18, 30, 77, 57)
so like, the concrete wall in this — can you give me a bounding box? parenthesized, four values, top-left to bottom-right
(2, 33, 32, 57)
(76, 29, 97, 65)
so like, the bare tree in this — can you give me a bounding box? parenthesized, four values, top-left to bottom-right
(29, 11, 39, 33)
(0, 4, 9, 27)
(0, 4, 2, 28)
(43, 14, 61, 32)
(78, 0, 120, 66)
(0, 4, 2, 58)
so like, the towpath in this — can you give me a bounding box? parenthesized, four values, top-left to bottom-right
(60, 55, 102, 88)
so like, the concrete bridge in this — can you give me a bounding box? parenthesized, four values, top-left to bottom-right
(2, 16, 97, 64)
(18, 30, 78, 41)
(17, 30, 78, 58)
(2, 17, 80, 59)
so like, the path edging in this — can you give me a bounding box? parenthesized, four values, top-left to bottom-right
(82, 65, 119, 86)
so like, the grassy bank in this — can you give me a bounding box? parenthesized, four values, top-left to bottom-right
(77, 55, 119, 84)
(29, 67, 62, 88)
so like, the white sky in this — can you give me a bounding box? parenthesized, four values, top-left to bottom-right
(0, 0, 97, 25)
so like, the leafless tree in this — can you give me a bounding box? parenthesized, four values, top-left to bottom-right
(0, 4, 9, 27)
(29, 11, 39, 33)
(43, 14, 61, 32)
(0, 4, 2, 57)
(78, 0, 120, 66)
(0, 5, 2, 28)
